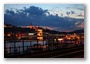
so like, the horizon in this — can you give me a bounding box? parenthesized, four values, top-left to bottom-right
(4, 23, 84, 33)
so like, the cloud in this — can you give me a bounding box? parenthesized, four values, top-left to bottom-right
(40, 26, 55, 30)
(66, 11, 76, 15)
(66, 11, 70, 15)
(61, 13, 63, 16)
(77, 8, 84, 11)
(77, 22, 84, 28)
(78, 14, 84, 17)
(77, 12, 84, 18)
(66, 6, 84, 11)
(4, 6, 84, 31)
(75, 21, 81, 25)
(23, 6, 48, 16)
(71, 11, 75, 14)
(66, 7, 71, 9)
(5, 9, 15, 15)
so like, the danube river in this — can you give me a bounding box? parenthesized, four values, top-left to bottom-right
(4, 40, 84, 54)
(5, 40, 46, 54)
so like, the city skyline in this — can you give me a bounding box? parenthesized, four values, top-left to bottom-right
(4, 4, 84, 32)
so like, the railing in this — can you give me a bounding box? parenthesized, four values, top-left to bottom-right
(4, 46, 32, 56)
(4, 39, 83, 57)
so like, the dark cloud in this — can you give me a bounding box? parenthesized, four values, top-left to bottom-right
(66, 12, 70, 15)
(66, 11, 76, 15)
(5, 9, 15, 15)
(71, 11, 75, 14)
(4, 6, 84, 31)
(23, 6, 48, 16)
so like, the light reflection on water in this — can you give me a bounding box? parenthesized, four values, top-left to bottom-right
(5, 41, 46, 53)
(5, 41, 46, 47)
(5, 40, 84, 54)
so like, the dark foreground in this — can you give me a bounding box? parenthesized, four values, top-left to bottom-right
(5, 45, 84, 58)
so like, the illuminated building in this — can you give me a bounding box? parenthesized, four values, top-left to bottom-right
(37, 29, 43, 40)
(33, 26, 38, 31)
(4, 24, 12, 27)
(30, 22, 33, 29)
(58, 38, 63, 42)
(4, 25, 7, 27)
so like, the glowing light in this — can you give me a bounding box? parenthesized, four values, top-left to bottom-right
(16, 34, 18, 37)
(4, 25, 7, 27)
(37, 37, 43, 40)
(58, 38, 63, 41)
(37, 29, 43, 40)
(18, 37, 21, 39)
(30, 23, 33, 29)
(68, 38, 71, 40)
(42, 46, 46, 49)
(7, 34, 10, 36)
(54, 39, 56, 41)
(37, 29, 43, 36)
(28, 33, 34, 35)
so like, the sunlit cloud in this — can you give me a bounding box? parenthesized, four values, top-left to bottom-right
(77, 22, 84, 28)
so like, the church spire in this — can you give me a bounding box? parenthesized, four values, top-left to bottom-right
(30, 22, 33, 29)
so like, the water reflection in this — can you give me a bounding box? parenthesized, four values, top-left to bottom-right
(5, 41, 46, 53)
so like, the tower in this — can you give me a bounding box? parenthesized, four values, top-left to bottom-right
(37, 29, 43, 40)
(30, 22, 33, 29)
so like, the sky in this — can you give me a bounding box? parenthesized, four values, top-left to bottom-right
(4, 4, 84, 32)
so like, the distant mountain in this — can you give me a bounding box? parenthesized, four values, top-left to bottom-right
(4, 23, 84, 34)
(72, 29, 84, 33)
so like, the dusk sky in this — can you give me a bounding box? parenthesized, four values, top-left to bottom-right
(4, 4, 84, 32)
